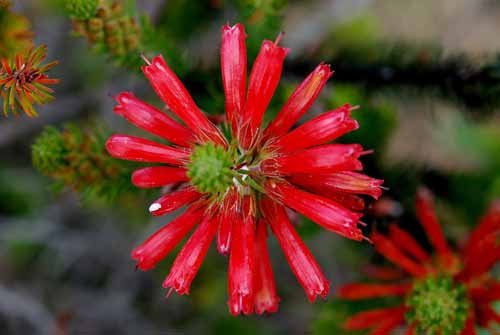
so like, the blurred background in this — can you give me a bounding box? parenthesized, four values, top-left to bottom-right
(1, 0, 500, 334)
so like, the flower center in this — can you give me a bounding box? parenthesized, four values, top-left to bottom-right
(187, 142, 236, 195)
(405, 276, 469, 335)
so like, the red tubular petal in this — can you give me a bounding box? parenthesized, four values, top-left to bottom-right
(131, 205, 204, 270)
(264, 180, 364, 241)
(468, 281, 500, 303)
(106, 135, 190, 165)
(405, 324, 417, 335)
(459, 245, 500, 281)
(163, 215, 218, 295)
(142, 55, 225, 145)
(260, 144, 365, 176)
(337, 283, 411, 300)
(264, 63, 333, 139)
(467, 286, 489, 301)
(114, 92, 195, 147)
(254, 220, 280, 314)
(1, 59, 12, 74)
(463, 201, 500, 256)
(261, 197, 330, 302)
(362, 265, 406, 281)
(459, 205, 500, 279)
(221, 23, 247, 134)
(271, 104, 358, 153)
(460, 317, 477, 335)
(287, 178, 366, 212)
(216, 188, 240, 255)
(131, 166, 188, 188)
(289, 171, 383, 199)
(388, 224, 431, 263)
(369, 313, 406, 335)
(415, 188, 454, 266)
(228, 196, 256, 315)
(372, 233, 428, 277)
(148, 186, 202, 216)
(239, 39, 289, 148)
(344, 306, 406, 331)
(325, 192, 365, 212)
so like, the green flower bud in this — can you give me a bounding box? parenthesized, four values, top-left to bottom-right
(406, 276, 470, 335)
(65, 0, 99, 20)
(187, 143, 236, 195)
(32, 126, 68, 174)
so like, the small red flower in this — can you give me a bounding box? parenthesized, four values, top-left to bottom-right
(106, 22, 383, 315)
(0, 44, 59, 117)
(338, 188, 500, 334)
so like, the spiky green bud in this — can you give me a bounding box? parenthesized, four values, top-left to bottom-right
(187, 143, 235, 195)
(32, 123, 136, 201)
(32, 126, 68, 174)
(245, 0, 288, 13)
(65, 0, 99, 20)
(66, 0, 142, 68)
(406, 276, 470, 335)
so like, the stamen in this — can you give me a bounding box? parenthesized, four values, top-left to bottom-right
(274, 31, 284, 45)
(359, 149, 374, 156)
(362, 235, 373, 244)
(140, 53, 151, 66)
(166, 287, 175, 299)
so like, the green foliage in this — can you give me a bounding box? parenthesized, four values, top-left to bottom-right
(328, 84, 398, 153)
(65, 0, 190, 73)
(64, 0, 99, 20)
(139, 14, 189, 75)
(211, 316, 274, 335)
(438, 113, 500, 172)
(70, 0, 143, 69)
(228, 0, 286, 60)
(32, 123, 137, 202)
(0, 2, 33, 58)
(241, 0, 288, 15)
(405, 276, 470, 335)
(155, 0, 218, 44)
(5, 240, 47, 272)
(312, 300, 365, 335)
(0, 172, 33, 216)
(31, 126, 68, 174)
(436, 113, 500, 219)
(319, 14, 382, 62)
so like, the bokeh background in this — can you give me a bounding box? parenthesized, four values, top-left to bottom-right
(1, 0, 500, 334)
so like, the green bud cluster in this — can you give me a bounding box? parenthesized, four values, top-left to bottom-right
(64, 0, 99, 20)
(187, 143, 236, 195)
(70, 0, 141, 63)
(244, 0, 288, 14)
(405, 276, 470, 335)
(32, 123, 135, 201)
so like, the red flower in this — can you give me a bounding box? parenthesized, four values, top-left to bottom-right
(106, 22, 383, 315)
(338, 188, 500, 334)
(0, 44, 59, 117)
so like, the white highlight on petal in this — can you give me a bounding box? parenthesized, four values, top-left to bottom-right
(149, 203, 162, 212)
(240, 165, 249, 181)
